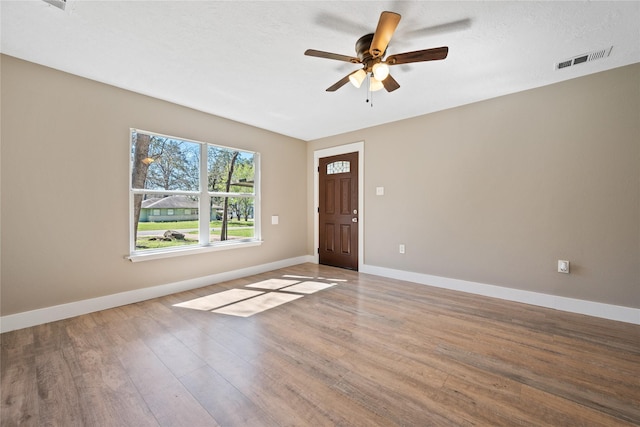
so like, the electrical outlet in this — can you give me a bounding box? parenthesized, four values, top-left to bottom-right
(558, 260, 570, 274)
(399, 244, 405, 254)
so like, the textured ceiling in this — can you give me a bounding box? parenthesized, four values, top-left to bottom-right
(2, 1, 639, 141)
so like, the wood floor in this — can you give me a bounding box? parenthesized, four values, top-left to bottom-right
(2, 263, 639, 426)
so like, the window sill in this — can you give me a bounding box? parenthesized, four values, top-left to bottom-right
(127, 240, 263, 262)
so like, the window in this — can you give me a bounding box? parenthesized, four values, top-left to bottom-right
(130, 129, 260, 259)
(327, 160, 350, 174)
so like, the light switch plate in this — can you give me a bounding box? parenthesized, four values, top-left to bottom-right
(376, 187, 384, 196)
(271, 215, 279, 225)
(558, 260, 570, 273)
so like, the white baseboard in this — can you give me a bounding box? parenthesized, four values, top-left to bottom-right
(3, 257, 636, 333)
(361, 264, 640, 325)
(0, 255, 314, 333)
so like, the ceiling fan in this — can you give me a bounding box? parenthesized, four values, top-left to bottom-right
(305, 11, 448, 93)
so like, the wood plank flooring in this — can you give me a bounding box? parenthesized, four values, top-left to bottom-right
(2, 263, 639, 426)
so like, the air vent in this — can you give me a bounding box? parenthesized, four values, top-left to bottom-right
(556, 46, 613, 70)
(557, 60, 572, 69)
(42, 0, 66, 11)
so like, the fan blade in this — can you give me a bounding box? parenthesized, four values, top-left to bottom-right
(305, 49, 360, 63)
(381, 74, 400, 92)
(404, 19, 472, 39)
(314, 12, 370, 36)
(326, 74, 352, 92)
(386, 47, 449, 65)
(370, 11, 401, 58)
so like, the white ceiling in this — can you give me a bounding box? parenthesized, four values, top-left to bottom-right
(2, 1, 639, 141)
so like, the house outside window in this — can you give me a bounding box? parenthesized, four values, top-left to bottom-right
(130, 129, 260, 259)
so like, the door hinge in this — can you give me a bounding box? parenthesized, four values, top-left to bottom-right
(317, 166, 320, 172)
(317, 247, 320, 254)
(317, 207, 320, 213)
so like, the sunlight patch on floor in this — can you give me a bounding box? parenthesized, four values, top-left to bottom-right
(173, 274, 345, 317)
(280, 281, 336, 294)
(212, 292, 303, 317)
(283, 274, 348, 282)
(245, 278, 300, 290)
(173, 289, 263, 311)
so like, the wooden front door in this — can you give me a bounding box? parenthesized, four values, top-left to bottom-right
(319, 152, 359, 270)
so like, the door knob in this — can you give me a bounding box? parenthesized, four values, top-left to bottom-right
(352, 218, 358, 222)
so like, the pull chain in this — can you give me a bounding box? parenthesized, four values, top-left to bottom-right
(365, 73, 374, 107)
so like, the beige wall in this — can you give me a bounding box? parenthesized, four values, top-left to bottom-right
(1, 55, 308, 316)
(308, 63, 640, 308)
(2, 54, 638, 317)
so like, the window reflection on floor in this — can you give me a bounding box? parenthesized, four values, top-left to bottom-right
(212, 292, 303, 317)
(173, 275, 343, 317)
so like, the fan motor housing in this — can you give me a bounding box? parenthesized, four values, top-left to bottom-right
(356, 34, 382, 71)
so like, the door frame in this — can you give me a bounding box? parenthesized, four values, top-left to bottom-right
(314, 141, 364, 271)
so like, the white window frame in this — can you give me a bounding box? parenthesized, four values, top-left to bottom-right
(128, 129, 262, 262)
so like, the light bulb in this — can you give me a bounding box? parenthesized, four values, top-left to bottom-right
(349, 69, 366, 88)
(372, 62, 390, 81)
(370, 77, 384, 92)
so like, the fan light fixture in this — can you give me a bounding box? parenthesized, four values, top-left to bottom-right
(349, 69, 367, 88)
(372, 62, 390, 81)
(370, 77, 384, 92)
(304, 11, 449, 96)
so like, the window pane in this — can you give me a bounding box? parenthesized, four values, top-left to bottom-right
(134, 194, 199, 252)
(132, 131, 200, 191)
(208, 146, 254, 194)
(130, 129, 260, 257)
(210, 196, 255, 242)
(327, 161, 350, 175)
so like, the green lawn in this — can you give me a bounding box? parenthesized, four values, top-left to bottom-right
(136, 237, 199, 250)
(135, 221, 254, 250)
(138, 219, 253, 231)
